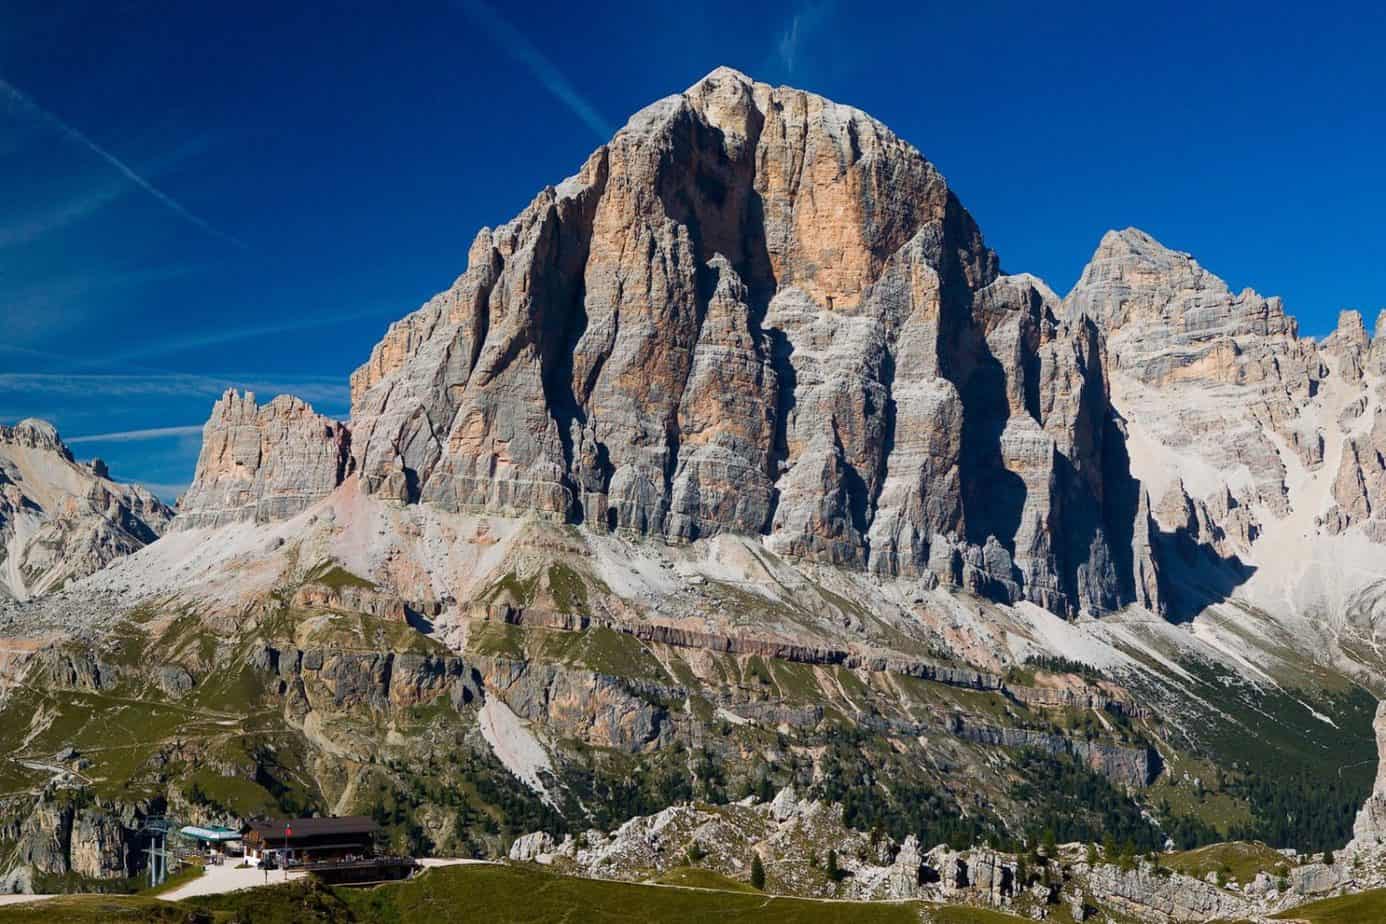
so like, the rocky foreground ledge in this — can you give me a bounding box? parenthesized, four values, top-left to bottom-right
(506, 777, 1386, 923)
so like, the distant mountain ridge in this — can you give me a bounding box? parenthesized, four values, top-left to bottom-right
(0, 419, 172, 600)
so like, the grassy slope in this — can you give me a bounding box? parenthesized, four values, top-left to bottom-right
(0, 864, 1037, 923)
(360, 863, 926, 923)
(1272, 888, 1386, 922)
(0, 896, 197, 923)
(1162, 841, 1288, 882)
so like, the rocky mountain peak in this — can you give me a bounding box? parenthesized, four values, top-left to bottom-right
(0, 418, 173, 600)
(1067, 227, 1297, 346)
(2, 418, 67, 456)
(176, 389, 350, 530)
(235, 70, 1150, 618)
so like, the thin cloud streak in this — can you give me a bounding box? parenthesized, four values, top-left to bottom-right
(104, 305, 402, 364)
(0, 372, 349, 406)
(66, 424, 205, 444)
(458, 0, 613, 140)
(772, 2, 834, 76)
(0, 76, 248, 250)
(0, 182, 126, 248)
(1, 263, 214, 344)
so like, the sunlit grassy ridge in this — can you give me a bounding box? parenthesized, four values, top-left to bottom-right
(1271, 887, 1386, 922)
(0, 864, 1017, 923)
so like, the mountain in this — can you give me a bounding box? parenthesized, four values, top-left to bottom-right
(4, 68, 1386, 920)
(0, 419, 172, 601)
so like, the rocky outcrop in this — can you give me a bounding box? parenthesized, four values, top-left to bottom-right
(950, 716, 1155, 787)
(290, 582, 406, 620)
(337, 67, 1154, 618)
(33, 647, 120, 692)
(926, 844, 1018, 906)
(1351, 700, 1386, 849)
(1084, 861, 1258, 922)
(176, 390, 350, 529)
(1005, 682, 1149, 720)
(1325, 408, 1386, 536)
(248, 641, 475, 714)
(5, 796, 133, 883)
(485, 604, 1003, 688)
(474, 655, 678, 752)
(1065, 228, 1323, 519)
(0, 419, 172, 600)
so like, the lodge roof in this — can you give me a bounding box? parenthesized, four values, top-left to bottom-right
(244, 816, 379, 840)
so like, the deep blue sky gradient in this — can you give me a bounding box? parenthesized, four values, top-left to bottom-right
(3, 0, 1385, 497)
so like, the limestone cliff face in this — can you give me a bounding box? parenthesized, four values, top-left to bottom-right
(0, 420, 173, 600)
(1065, 228, 1325, 519)
(1351, 700, 1386, 848)
(1322, 317, 1386, 538)
(6, 796, 132, 881)
(1065, 228, 1386, 624)
(341, 67, 1150, 616)
(176, 390, 350, 529)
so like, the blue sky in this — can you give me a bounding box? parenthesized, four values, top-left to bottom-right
(3, 0, 1385, 499)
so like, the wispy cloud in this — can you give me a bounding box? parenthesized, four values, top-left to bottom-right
(65, 424, 204, 444)
(0, 181, 126, 249)
(773, 2, 835, 76)
(103, 305, 401, 364)
(0, 372, 349, 406)
(0, 263, 212, 343)
(0, 75, 247, 250)
(458, 0, 613, 140)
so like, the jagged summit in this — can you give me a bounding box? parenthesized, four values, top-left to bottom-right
(155, 73, 1386, 638)
(4, 418, 65, 453)
(176, 389, 350, 530)
(0, 418, 172, 600)
(169, 68, 1164, 620)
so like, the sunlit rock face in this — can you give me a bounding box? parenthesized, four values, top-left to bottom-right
(176, 389, 350, 529)
(342, 67, 1150, 617)
(0, 419, 173, 600)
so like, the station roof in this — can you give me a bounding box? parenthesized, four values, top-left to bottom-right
(180, 825, 242, 842)
(244, 816, 379, 840)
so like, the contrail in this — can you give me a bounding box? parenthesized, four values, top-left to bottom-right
(66, 424, 204, 444)
(0, 76, 248, 250)
(104, 305, 399, 364)
(458, 0, 614, 141)
(0, 182, 126, 248)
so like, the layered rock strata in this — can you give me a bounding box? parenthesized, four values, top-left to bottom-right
(1064, 228, 1325, 518)
(176, 390, 350, 529)
(333, 67, 1153, 617)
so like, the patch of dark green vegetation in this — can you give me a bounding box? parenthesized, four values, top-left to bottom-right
(559, 744, 704, 829)
(1010, 750, 1218, 852)
(29, 870, 146, 896)
(1022, 655, 1105, 681)
(1224, 770, 1369, 852)
(485, 570, 540, 606)
(813, 728, 1001, 850)
(1171, 657, 1378, 851)
(305, 562, 377, 591)
(358, 749, 567, 856)
(547, 563, 589, 614)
